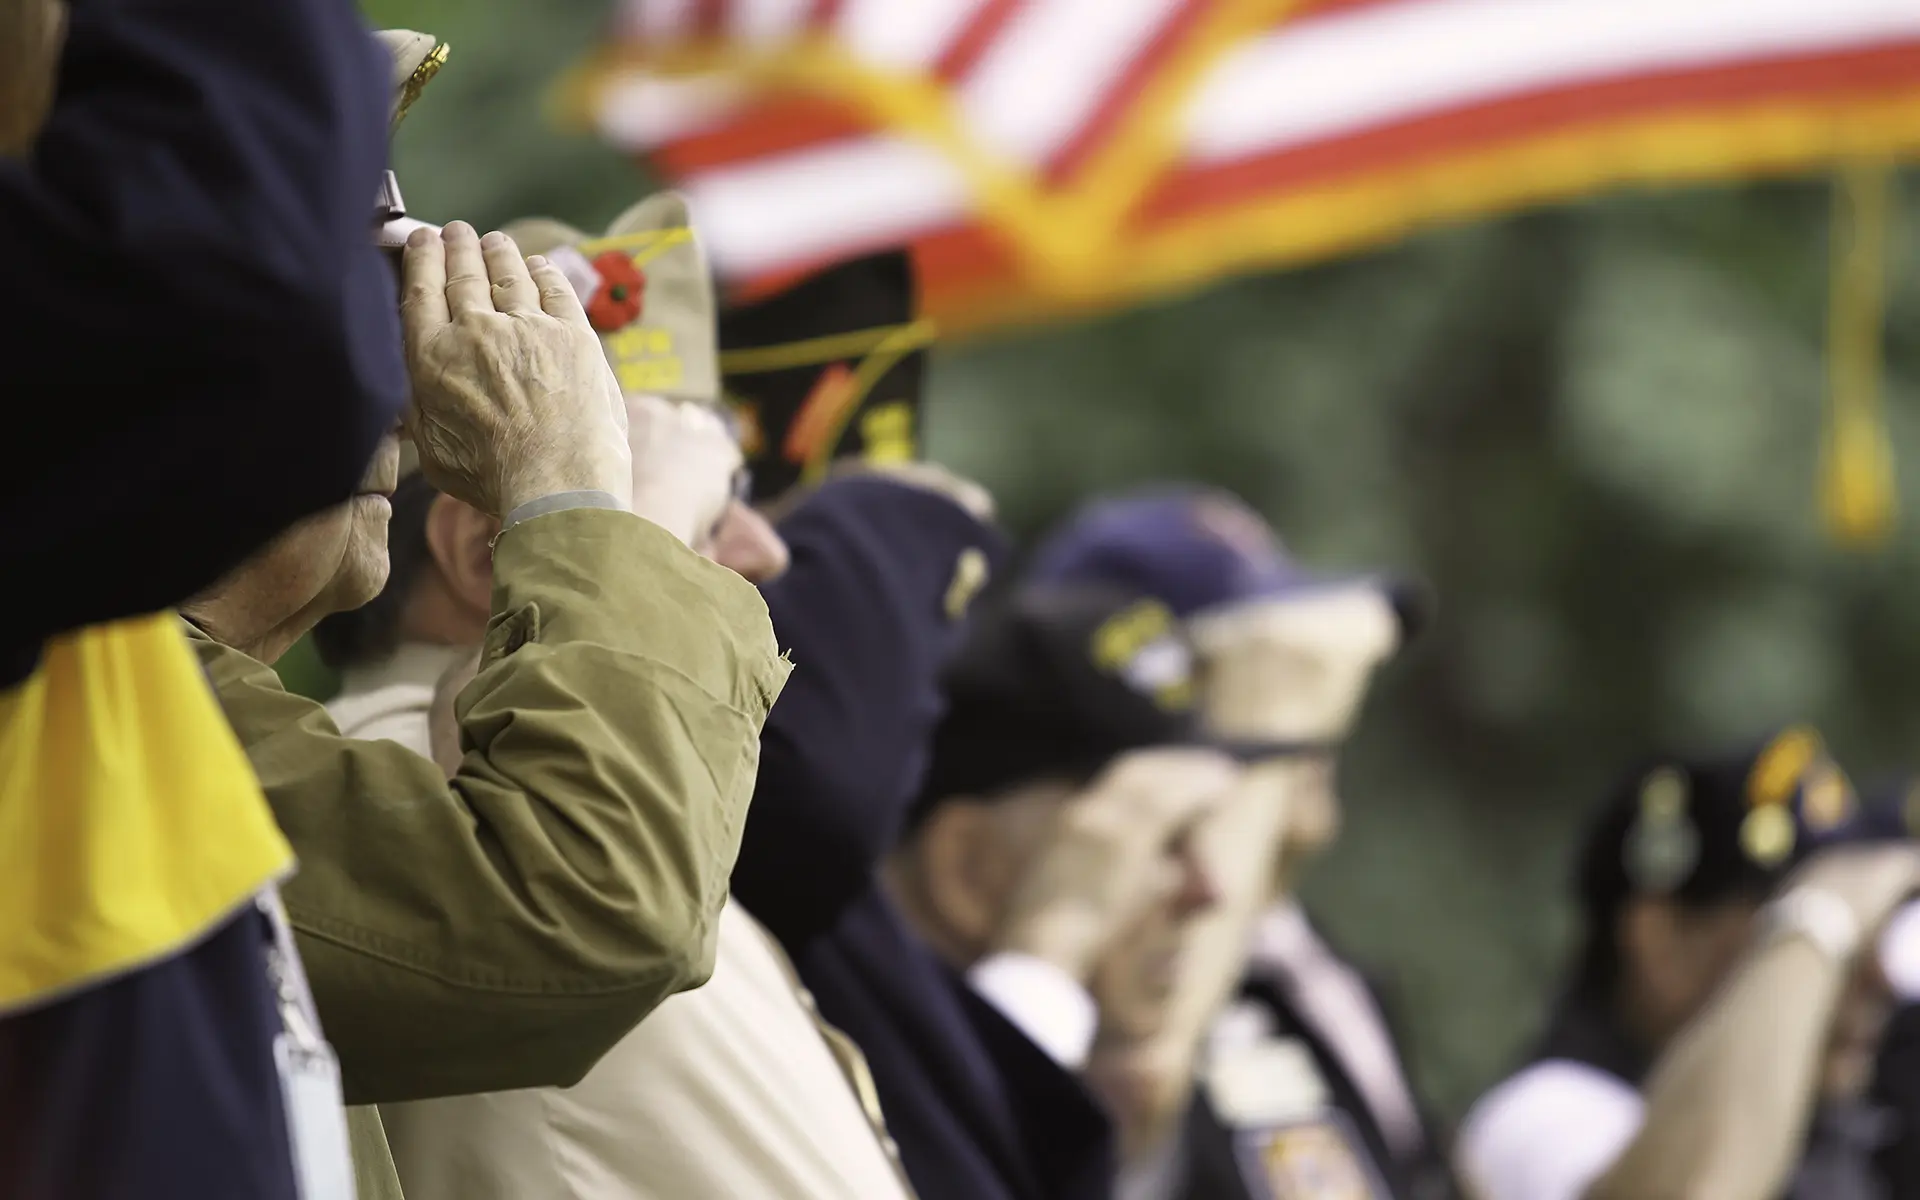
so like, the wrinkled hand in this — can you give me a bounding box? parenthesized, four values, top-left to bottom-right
(1791, 844, 1920, 940)
(625, 394, 742, 547)
(994, 747, 1239, 982)
(400, 222, 632, 518)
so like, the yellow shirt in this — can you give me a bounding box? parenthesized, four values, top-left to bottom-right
(0, 613, 292, 1013)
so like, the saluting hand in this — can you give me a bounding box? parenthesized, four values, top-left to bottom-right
(399, 222, 632, 519)
(992, 747, 1240, 983)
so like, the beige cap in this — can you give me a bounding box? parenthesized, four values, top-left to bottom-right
(503, 193, 717, 407)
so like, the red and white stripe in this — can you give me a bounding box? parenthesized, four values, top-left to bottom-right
(596, 0, 1920, 286)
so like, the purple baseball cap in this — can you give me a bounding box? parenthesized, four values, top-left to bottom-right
(1024, 485, 1431, 640)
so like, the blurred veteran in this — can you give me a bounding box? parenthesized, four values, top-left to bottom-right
(1457, 732, 1920, 1200)
(717, 252, 1124, 1200)
(180, 217, 788, 1200)
(881, 583, 1242, 1200)
(719, 251, 999, 948)
(1027, 487, 1442, 1200)
(330, 200, 914, 1200)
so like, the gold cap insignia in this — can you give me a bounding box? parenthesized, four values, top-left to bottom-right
(503, 194, 716, 406)
(375, 31, 448, 132)
(1746, 727, 1821, 810)
(1741, 804, 1797, 868)
(1799, 761, 1855, 833)
(1625, 767, 1698, 893)
(1091, 600, 1193, 712)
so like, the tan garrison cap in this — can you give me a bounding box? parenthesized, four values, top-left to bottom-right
(503, 194, 718, 407)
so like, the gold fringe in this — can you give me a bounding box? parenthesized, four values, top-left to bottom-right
(1820, 160, 1896, 548)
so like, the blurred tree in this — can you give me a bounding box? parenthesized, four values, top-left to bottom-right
(321, 0, 1920, 1123)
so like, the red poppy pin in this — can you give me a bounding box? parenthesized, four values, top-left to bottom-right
(585, 251, 645, 332)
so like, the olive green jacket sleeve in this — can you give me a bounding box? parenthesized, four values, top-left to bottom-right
(187, 508, 790, 1104)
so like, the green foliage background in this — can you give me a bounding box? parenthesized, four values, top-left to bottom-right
(328, 0, 1920, 1125)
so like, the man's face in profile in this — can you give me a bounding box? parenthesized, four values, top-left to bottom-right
(246, 433, 401, 630)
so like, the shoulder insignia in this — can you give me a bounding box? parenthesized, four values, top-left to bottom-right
(1205, 1036, 1328, 1129)
(1249, 1116, 1387, 1200)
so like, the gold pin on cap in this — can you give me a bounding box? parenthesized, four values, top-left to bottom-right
(395, 42, 449, 130)
(1800, 761, 1855, 833)
(504, 194, 717, 407)
(1626, 766, 1698, 893)
(1741, 805, 1797, 868)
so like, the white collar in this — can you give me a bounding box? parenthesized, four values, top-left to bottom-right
(336, 641, 474, 700)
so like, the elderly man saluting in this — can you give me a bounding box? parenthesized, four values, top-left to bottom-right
(179, 211, 789, 1200)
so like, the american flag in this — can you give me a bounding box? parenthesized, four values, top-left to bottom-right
(574, 0, 1920, 336)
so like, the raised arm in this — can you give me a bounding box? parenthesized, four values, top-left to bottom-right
(1584, 848, 1917, 1200)
(185, 223, 790, 1104)
(1459, 846, 1920, 1200)
(191, 509, 788, 1103)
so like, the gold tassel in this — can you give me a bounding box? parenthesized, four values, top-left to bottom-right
(1820, 160, 1896, 548)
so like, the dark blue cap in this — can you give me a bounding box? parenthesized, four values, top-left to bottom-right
(1026, 485, 1430, 639)
(915, 584, 1204, 815)
(1583, 727, 1864, 915)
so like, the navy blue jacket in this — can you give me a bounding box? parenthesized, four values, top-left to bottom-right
(738, 476, 1116, 1200)
(0, 0, 404, 679)
(0, 906, 301, 1200)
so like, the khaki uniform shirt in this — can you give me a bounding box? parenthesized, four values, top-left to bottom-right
(330, 642, 914, 1200)
(188, 509, 789, 1200)
(385, 903, 915, 1200)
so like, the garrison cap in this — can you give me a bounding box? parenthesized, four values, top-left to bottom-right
(1028, 484, 1430, 641)
(719, 252, 934, 505)
(504, 195, 717, 407)
(915, 584, 1202, 817)
(1579, 727, 1860, 920)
